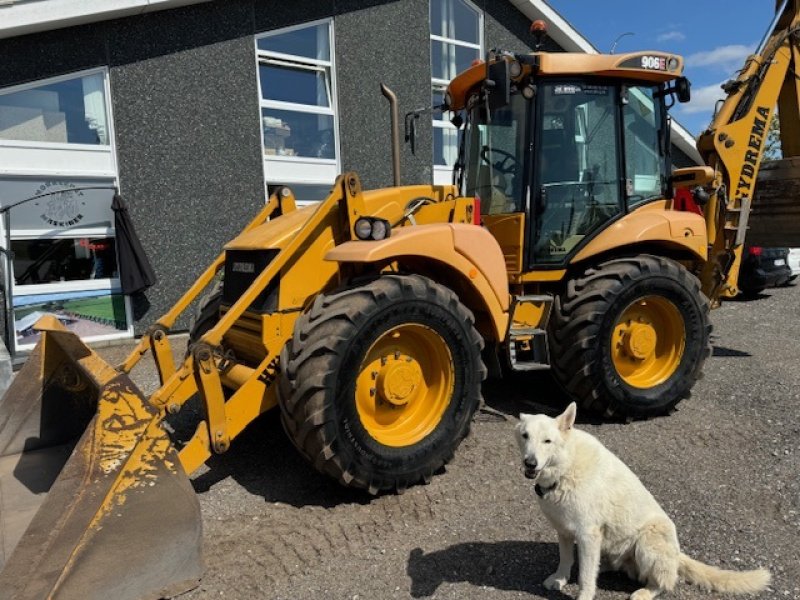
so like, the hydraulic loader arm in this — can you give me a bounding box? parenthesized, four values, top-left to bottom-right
(696, 0, 800, 300)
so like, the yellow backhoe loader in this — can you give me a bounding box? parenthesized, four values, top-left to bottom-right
(2, 2, 800, 598)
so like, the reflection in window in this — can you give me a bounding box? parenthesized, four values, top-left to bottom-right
(14, 290, 127, 346)
(261, 109, 335, 159)
(12, 237, 118, 285)
(256, 23, 330, 61)
(0, 73, 109, 145)
(259, 63, 331, 107)
(430, 0, 482, 171)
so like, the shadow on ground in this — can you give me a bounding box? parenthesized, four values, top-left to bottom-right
(180, 371, 620, 509)
(712, 345, 752, 357)
(406, 541, 638, 598)
(183, 408, 370, 509)
(481, 371, 627, 426)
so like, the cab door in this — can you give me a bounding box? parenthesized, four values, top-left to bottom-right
(528, 81, 623, 267)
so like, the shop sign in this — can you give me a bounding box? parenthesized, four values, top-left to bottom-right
(0, 177, 115, 231)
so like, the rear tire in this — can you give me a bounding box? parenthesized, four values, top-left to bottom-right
(278, 274, 485, 494)
(549, 255, 711, 419)
(187, 282, 222, 349)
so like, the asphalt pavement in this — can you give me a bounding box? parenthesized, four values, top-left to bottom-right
(100, 283, 800, 600)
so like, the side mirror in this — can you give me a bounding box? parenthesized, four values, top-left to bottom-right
(675, 77, 691, 103)
(671, 166, 714, 189)
(487, 60, 511, 109)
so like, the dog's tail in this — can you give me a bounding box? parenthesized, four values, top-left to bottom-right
(679, 553, 770, 594)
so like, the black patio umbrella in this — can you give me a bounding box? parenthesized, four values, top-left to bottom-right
(112, 193, 157, 295)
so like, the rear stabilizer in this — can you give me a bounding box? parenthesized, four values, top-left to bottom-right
(0, 317, 202, 599)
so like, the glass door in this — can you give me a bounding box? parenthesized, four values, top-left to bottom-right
(531, 81, 623, 265)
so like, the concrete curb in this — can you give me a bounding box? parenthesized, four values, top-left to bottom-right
(0, 338, 12, 397)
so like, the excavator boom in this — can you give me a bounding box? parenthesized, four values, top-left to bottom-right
(697, 0, 800, 299)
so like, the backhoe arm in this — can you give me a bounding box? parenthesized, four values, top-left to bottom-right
(696, 0, 800, 300)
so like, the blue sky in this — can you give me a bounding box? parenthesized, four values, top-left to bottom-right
(550, 1, 775, 135)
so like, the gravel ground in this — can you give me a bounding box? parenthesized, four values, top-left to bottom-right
(99, 284, 800, 600)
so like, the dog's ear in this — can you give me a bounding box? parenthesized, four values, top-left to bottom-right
(558, 402, 577, 432)
(515, 415, 530, 433)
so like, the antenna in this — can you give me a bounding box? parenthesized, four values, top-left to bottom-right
(610, 32, 634, 54)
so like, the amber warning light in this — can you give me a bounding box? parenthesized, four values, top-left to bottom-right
(531, 19, 548, 50)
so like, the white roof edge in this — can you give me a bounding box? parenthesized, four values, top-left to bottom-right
(0, 0, 209, 41)
(511, 0, 702, 165)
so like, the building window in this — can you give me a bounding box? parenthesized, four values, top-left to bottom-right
(0, 72, 109, 146)
(0, 68, 130, 352)
(430, 0, 483, 184)
(256, 20, 339, 201)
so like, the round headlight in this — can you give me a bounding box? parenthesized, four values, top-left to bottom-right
(509, 60, 522, 78)
(355, 218, 373, 240)
(522, 85, 535, 100)
(370, 219, 389, 241)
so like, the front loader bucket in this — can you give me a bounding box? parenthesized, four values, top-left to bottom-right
(0, 317, 202, 599)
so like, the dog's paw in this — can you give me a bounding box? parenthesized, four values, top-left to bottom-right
(629, 590, 653, 600)
(576, 593, 596, 600)
(543, 574, 567, 591)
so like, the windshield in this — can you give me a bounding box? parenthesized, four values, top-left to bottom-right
(463, 93, 529, 215)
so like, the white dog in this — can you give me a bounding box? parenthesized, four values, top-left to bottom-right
(515, 403, 770, 600)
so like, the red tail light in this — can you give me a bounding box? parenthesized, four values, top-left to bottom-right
(473, 196, 481, 225)
(749, 246, 763, 256)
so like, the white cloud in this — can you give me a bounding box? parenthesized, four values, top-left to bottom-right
(685, 44, 755, 72)
(657, 31, 686, 43)
(678, 81, 726, 115)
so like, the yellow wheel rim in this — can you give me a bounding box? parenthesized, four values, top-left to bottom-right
(355, 324, 454, 447)
(611, 296, 685, 389)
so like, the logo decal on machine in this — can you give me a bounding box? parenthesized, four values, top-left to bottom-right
(232, 262, 256, 274)
(618, 54, 679, 72)
(734, 105, 771, 201)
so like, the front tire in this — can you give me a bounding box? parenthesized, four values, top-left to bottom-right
(549, 256, 711, 419)
(279, 274, 485, 494)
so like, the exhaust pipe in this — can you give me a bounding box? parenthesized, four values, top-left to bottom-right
(381, 84, 401, 187)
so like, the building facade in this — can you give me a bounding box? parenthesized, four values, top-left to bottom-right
(0, 0, 701, 352)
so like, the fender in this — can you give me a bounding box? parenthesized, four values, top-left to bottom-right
(326, 223, 510, 339)
(572, 201, 708, 264)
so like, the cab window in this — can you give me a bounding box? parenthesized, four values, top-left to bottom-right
(533, 83, 622, 264)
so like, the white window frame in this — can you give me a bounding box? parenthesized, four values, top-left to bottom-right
(0, 67, 133, 352)
(430, 0, 484, 185)
(255, 19, 341, 196)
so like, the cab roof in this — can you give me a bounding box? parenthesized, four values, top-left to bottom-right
(446, 51, 684, 111)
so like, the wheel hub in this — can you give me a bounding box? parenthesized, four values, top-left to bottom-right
(621, 321, 657, 360)
(611, 296, 687, 389)
(376, 358, 422, 406)
(355, 323, 454, 447)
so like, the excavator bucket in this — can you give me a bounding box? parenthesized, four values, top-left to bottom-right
(0, 317, 202, 600)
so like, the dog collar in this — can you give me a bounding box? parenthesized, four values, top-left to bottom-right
(535, 482, 557, 498)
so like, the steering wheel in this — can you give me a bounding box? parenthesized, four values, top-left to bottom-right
(480, 145, 519, 175)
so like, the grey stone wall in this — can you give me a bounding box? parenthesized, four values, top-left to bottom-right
(108, 1, 265, 332)
(336, 0, 433, 189)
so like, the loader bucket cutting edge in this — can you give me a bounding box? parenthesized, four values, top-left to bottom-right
(0, 317, 202, 600)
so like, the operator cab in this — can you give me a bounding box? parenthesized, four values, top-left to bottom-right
(447, 48, 689, 271)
